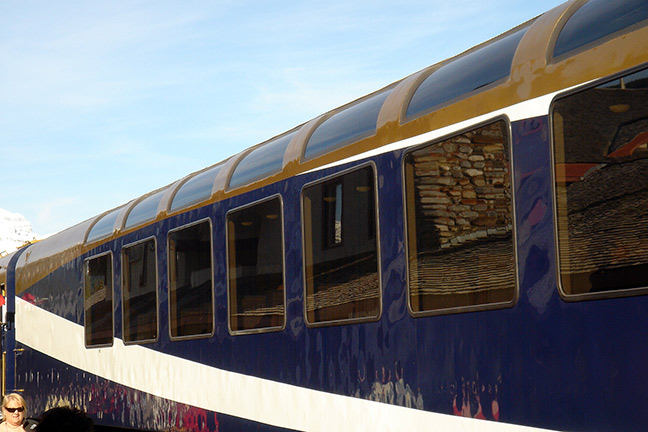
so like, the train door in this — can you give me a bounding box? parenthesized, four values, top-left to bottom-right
(0, 280, 4, 395)
(2, 246, 31, 394)
(0, 254, 7, 397)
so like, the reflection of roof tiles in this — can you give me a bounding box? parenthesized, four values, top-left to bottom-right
(558, 159, 648, 273)
(410, 239, 515, 296)
(306, 273, 379, 313)
(564, 159, 648, 211)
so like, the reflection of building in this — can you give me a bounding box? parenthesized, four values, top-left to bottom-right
(405, 121, 515, 312)
(553, 73, 648, 295)
(556, 85, 648, 163)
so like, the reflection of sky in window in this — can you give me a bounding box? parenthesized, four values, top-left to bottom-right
(170, 165, 222, 212)
(87, 208, 122, 242)
(406, 28, 527, 120)
(553, 0, 648, 59)
(598, 69, 648, 89)
(304, 89, 391, 160)
(125, 190, 165, 228)
(229, 132, 296, 189)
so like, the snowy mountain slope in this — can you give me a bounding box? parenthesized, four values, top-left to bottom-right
(0, 208, 38, 256)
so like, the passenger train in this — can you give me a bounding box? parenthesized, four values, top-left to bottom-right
(2, 0, 648, 430)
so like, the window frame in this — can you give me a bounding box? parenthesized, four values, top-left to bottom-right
(83, 251, 115, 348)
(225, 194, 287, 335)
(166, 218, 215, 341)
(300, 162, 382, 327)
(402, 116, 519, 317)
(121, 236, 159, 345)
(550, 65, 648, 302)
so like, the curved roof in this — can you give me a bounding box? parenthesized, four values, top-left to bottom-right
(552, 0, 648, 60)
(229, 130, 298, 189)
(405, 26, 529, 121)
(304, 88, 394, 160)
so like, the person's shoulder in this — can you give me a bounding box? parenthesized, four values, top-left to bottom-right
(24, 419, 38, 432)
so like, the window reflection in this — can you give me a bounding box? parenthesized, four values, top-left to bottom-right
(168, 220, 214, 338)
(404, 121, 515, 313)
(302, 166, 380, 324)
(122, 239, 158, 343)
(227, 197, 285, 332)
(553, 68, 648, 295)
(84, 253, 114, 347)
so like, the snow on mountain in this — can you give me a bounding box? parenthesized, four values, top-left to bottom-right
(0, 208, 39, 256)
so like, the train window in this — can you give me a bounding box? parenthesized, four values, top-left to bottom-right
(122, 238, 158, 343)
(167, 220, 214, 338)
(87, 208, 122, 242)
(302, 165, 380, 324)
(303, 90, 392, 160)
(84, 252, 114, 347)
(404, 120, 516, 314)
(229, 132, 296, 189)
(405, 27, 527, 121)
(552, 68, 648, 297)
(170, 164, 222, 212)
(124, 190, 165, 229)
(552, 0, 648, 60)
(227, 197, 285, 333)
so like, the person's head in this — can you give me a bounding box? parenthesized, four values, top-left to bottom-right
(2, 393, 27, 427)
(36, 407, 93, 432)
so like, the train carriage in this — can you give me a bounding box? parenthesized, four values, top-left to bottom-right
(2, 0, 648, 430)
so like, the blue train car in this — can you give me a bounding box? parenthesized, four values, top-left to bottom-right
(1, 0, 648, 430)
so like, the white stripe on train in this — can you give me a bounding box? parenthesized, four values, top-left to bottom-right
(17, 298, 554, 431)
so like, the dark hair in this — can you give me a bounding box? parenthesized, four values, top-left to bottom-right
(36, 407, 93, 432)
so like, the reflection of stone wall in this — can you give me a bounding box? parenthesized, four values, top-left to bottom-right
(411, 121, 512, 250)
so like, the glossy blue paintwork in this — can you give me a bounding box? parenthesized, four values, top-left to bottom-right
(14, 116, 648, 431)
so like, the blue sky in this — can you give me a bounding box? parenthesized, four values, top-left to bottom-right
(1, 0, 565, 236)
